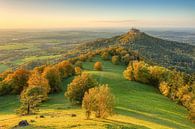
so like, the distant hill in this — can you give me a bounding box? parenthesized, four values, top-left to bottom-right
(79, 29, 195, 73)
(145, 30, 195, 45)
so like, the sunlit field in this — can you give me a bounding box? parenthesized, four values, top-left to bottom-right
(0, 57, 194, 129)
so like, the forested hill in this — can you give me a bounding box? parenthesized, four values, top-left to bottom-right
(80, 29, 195, 73)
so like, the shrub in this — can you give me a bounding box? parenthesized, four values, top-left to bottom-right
(123, 66, 134, 81)
(17, 86, 48, 115)
(82, 84, 114, 119)
(65, 73, 97, 104)
(101, 52, 109, 60)
(112, 56, 120, 65)
(42, 66, 62, 93)
(75, 67, 82, 75)
(159, 81, 170, 97)
(94, 62, 102, 71)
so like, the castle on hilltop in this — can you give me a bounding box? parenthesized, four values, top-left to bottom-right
(129, 28, 140, 33)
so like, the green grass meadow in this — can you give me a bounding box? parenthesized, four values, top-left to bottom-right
(0, 57, 194, 129)
(0, 64, 9, 73)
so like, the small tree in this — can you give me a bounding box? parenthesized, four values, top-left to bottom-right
(94, 62, 102, 71)
(17, 86, 47, 115)
(159, 81, 170, 97)
(123, 66, 134, 81)
(121, 54, 131, 65)
(42, 66, 62, 93)
(75, 66, 82, 75)
(65, 73, 97, 104)
(101, 52, 109, 60)
(82, 84, 115, 119)
(112, 56, 120, 65)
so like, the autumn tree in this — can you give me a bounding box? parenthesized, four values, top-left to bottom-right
(121, 54, 131, 65)
(82, 85, 115, 119)
(3, 69, 30, 94)
(28, 71, 50, 97)
(56, 60, 74, 79)
(101, 52, 109, 60)
(159, 81, 170, 97)
(65, 73, 97, 104)
(0, 81, 12, 96)
(0, 69, 13, 81)
(17, 86, 47, 115)
(123, 61, 150, 83)
(148, 66, 170, 86)
(33, 65, 47, 74)
(94, 62, 103, 71)
(42, 66, 62, 93)
(112, 56, 120, 65)
(123, 65, 134, 81)
(75, 66, 82, 75)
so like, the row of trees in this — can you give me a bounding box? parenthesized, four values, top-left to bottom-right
(123, 61, 195, 122)
(98, 46, 140, 65)
(0, 59, 76, 114)
(0, 48, 105, 115)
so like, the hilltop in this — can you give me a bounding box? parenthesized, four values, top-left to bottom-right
(80, 29, 195, 73)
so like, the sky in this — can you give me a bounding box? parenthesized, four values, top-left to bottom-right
(0, 0, 195, 29)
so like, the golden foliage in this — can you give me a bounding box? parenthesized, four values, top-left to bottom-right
(94, 61, 102, 71)
(123, 66, 134, 80)
(112, 56, 120, 65)
(75, 66, 82, 75)
(101, 52, 109, 60)
(3, 69, 30, 94)
(159, 81, 170, 97)
(82, 84, 115, 119)
(65, 73, 97, 104)
(28, 71, 50, 95)
(42, 66, 61, 93)
(56, 60, 74, 79)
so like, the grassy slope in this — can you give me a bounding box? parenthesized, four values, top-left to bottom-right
(0, 64, 9, 73)
(0, 57, 195, 129)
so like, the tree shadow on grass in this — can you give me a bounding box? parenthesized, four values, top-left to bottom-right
(92, 118, 149, 129)
(116, 107, 194, 129)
